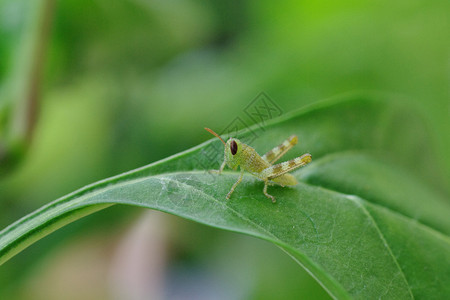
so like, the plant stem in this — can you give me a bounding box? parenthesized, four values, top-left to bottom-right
(1, 0, 55, 172)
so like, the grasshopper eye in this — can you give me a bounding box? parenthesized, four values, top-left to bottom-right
(230, 140, 238, 155)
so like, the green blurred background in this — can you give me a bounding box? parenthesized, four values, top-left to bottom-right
(0, 0, 448, 299)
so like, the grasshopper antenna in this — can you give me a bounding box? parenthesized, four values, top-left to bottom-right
(205, 128, 226, 145)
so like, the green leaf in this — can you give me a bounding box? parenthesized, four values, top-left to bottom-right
(1, 94, 449, 299)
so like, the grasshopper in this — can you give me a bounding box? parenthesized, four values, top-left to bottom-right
(205, 128, 312, 203)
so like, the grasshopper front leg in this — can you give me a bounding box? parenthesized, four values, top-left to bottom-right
(226, 169, 244, 200)
(210, 160, 226, 175)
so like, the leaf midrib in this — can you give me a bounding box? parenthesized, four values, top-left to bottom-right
(4, 164, 445, 243)
(105, 165, 450, 242)
(350, 196, 414, 299)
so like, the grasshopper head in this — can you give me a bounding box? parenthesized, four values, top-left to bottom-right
(224, 138, 242, 170)
(204, 128, 242, 170)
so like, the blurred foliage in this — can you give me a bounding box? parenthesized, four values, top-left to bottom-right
(0, 0, 448, 299)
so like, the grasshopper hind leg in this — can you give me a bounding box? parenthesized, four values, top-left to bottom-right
(263, 180, 276, 203)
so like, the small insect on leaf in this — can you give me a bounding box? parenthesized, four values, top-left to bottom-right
(204, 128, 312, 203)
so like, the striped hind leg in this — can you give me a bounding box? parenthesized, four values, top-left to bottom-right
(262, 135, 298, 164)
(260, 153, 312, 180)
